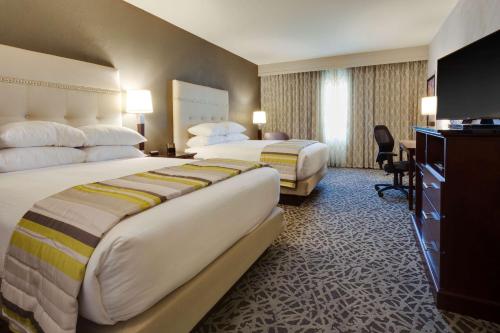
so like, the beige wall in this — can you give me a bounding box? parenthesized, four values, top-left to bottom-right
(428, 0, 500, 77)
(0, 0, 260, 152)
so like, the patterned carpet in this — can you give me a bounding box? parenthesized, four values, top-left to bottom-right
(194, 168, 500, 333)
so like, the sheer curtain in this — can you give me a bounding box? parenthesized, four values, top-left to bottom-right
(320, 69, 351, 167)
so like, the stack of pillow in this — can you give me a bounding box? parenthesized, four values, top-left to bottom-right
(79, 125, 146, 162)
(0, 121, 146, 172)
(187, 121, 249, 148)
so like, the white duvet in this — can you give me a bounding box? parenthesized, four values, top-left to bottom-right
(0, 157, 280, 324)
(186, 140, 329, 180)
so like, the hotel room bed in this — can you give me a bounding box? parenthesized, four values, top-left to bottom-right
(0, 44, 284, 332)
(0, 157, 281, 326)
(172, 80, 329, 196)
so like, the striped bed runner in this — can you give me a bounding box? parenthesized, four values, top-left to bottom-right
(0, 159, 264, 333)
(260, 140, 317, 189)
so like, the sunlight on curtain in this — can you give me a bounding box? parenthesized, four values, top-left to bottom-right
(320, 69, 351, 167)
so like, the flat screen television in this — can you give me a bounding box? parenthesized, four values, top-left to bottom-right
(436, 29, 500, 121)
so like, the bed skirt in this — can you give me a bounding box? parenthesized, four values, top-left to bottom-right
(280, 165, 327, 196)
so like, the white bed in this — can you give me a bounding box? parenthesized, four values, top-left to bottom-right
(172, 80, 329, 196)
(0, 157, 280, 324)
(0, 44, 284, 332)
(186, 139, 328, 180)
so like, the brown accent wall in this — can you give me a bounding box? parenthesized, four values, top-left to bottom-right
(0, 0, 259, 152)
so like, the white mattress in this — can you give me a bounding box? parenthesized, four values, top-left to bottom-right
(186, 140, 329, 180)
(0, 157, 280, 325)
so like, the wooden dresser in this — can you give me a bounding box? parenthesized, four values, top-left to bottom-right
(411, 127, 500, 323)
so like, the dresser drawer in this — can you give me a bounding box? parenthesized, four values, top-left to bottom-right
(421, 167, 442, 213)
(421, 194, 441, 277)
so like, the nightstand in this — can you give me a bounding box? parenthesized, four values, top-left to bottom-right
(167, 152, 197, 159)
(149, 152, 197, 159)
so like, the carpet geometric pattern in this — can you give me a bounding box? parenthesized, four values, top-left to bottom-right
(194, 168, 500, 333)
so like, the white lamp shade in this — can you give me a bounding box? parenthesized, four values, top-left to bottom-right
(253, 111, 266, 124)
(421, 96, 437, 116)
(126, 90, 153, 114)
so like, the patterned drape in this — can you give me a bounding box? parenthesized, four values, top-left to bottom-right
(347, 61, 427, 168)
(260, 72, 321, 140)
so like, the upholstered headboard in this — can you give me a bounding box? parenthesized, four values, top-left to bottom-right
(0, 44, 121, 127)
(172, 80, 228, 153)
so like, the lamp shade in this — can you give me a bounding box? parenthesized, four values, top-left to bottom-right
(253, 111, 266, 124)
(421, 96, 437, 116)
(126, 90, 153, 114)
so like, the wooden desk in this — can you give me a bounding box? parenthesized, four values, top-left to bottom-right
(399, 140, 416, 210)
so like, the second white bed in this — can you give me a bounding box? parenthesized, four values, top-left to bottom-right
(186, 140, 329, 180)
(0, 157, 280, 325)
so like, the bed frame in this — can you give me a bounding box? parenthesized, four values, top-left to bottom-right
(0, 45, 284, 332)
(172, 80, 229, 154)
(281, 165, 327, 197)
(0, 44, 121, 127)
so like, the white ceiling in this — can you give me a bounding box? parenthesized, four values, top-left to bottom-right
(124, 0, 458, 65)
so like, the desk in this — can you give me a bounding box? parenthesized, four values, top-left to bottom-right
(399, 140, 416, 210)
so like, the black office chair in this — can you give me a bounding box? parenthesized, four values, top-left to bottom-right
(373, 125, 409, 198)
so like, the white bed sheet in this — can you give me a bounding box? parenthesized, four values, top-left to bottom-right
(0, 157, 280, 324)
(186, 140, 329, 180)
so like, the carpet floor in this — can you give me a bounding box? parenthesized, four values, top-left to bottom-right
(194, 168, 500, 333)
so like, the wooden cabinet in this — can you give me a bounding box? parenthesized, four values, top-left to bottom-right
(411, 127, 500, 323)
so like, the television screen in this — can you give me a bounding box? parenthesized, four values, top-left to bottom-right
(437, 29, 500, 120)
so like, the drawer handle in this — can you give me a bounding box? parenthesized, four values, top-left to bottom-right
(422, 211, 440, 221)
(423, 182, 440, 190)
(424, 241, 439, 252)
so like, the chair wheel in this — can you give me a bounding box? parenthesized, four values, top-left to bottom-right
(378, 192, 384, 198)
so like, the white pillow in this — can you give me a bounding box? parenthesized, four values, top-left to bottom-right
(0, 147, 85, 172)
(80, 125, 146, 146)
(221, 121, 246, 134)
(84, 146, 145, 162)
(186, 135, 226, 148)
(187, 123, 226, 137)
(225, 133, 249, 142)
(0, 121, 87, 148)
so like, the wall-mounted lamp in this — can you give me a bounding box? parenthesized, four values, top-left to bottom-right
(126, 89, 153, 151)
(421, 96, 437, 127)
(253, 111, 267, 140)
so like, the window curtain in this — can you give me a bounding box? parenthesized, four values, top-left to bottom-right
(260, 72, 321, 140)
(347, 61, 427, 168)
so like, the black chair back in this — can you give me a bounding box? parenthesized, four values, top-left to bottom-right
(374, 125, 395, 167)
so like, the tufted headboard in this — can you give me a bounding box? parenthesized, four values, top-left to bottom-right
(172, 80, 229, 153)
(0, 44, 121, 127)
